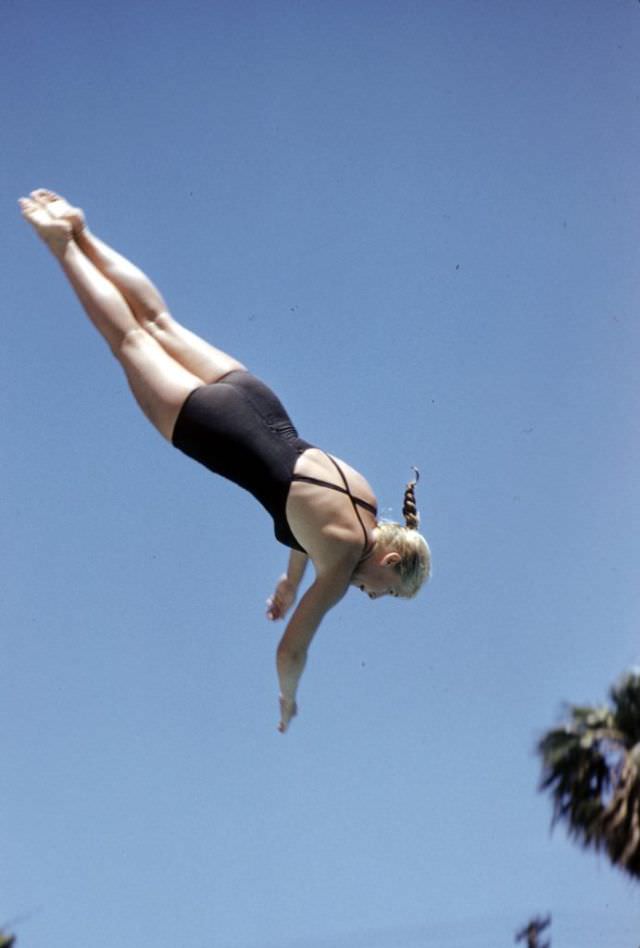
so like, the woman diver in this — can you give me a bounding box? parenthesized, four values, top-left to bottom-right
(20, 189, 431, 732)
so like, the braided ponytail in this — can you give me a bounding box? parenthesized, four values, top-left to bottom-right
(371, 467, 430, 597)
(402, 467, 420, 531)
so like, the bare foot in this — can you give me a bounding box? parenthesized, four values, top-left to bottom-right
(19, 197, 72, 256)
(30, 188, 86, 236)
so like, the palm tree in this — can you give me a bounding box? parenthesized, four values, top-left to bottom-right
(537, 671, 640, 879)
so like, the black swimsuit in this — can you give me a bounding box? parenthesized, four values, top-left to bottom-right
(171, 370, 377, 554)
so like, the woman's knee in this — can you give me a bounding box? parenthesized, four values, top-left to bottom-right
(117, 325, 151, 359)
(144, 309, 174, 337)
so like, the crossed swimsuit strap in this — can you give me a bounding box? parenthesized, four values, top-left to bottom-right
(291, 454, 377, 555)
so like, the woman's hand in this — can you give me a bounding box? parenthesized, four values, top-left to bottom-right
(278, 696, 298, 733)
(266, 575, 297, 621)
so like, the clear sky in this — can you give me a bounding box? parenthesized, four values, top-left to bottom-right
(2, 1, 640, 946)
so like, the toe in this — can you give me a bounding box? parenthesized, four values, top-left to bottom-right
(31, 189, 63, 210)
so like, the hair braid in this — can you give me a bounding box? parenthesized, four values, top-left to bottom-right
(402, 467, 420, 530)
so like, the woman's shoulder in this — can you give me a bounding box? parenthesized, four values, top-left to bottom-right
(308, 528, 364, 577)
(288, 500, 365, 565)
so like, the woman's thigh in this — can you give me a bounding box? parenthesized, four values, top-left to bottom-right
(117, 328, 203, 440)
(144, 312, 247, 383)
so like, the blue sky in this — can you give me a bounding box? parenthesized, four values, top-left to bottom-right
(2, 1, 640, 946)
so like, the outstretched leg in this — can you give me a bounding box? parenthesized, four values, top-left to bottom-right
(20, 197, 202, 441)
(30, 189, 246, 383)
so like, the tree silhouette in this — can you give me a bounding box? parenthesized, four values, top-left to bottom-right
(515, 914, 551, 948)
(538, 672, 640, 879)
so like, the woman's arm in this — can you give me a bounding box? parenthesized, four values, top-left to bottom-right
(286, 549, 309, 588)
(266, 550, 309, 620)
(275, 557, 355, 732)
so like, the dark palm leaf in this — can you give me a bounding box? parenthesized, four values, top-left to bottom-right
(515, 914, 551, 947)
(537, 673, 640, 880)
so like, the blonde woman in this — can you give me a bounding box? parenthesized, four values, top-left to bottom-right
(20, 189, 431, 733)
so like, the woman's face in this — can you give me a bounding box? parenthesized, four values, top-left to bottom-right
(351, 551, 403, 600)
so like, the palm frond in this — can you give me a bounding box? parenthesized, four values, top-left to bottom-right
(537, 678, 640, 879)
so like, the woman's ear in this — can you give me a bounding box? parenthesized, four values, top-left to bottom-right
(383, 552, 401, 567)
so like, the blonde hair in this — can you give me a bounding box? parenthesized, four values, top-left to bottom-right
(376, 468, 431, 598)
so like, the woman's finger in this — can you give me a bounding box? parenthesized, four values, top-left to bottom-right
(266, 604, 282, 620)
